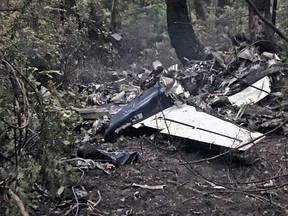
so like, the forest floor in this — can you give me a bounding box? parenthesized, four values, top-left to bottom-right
(37, 51, 288, 215)
(49, 134, 288, 216)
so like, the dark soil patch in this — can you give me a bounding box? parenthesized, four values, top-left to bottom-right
(50, 134, 288, 216)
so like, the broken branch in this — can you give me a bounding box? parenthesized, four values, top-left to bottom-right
(0, 8, 20, 12)
(0, 51, 31, 129)
(8, 189, 29, 216)
(94, 190, 102, 207)
(64, 203, 79, 216)
(132, 183, 166, 190)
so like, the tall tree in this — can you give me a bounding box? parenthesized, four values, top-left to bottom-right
(248, 0, 274, 42)
(271, 0, 277, 25)
(110, 0, 121, 31)
(194, 0, 206, 21)
(166, 0, 204, 65)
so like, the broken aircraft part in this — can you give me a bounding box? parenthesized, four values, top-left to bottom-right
(103, 75, 266, 150)
(77, 143, 139, 165)
(104, 82, 174, 141)
(228, 76, 271, 106)
(91, 54, 284, 148)
(133, 104, 264, 151)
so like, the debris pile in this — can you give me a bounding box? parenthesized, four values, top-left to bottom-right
(78, 44, 288, 153)
(60, 43, 288, 215)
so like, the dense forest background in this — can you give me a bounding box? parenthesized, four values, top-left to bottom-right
(1, 0, 288, 215)
(1, 0, 288, 81)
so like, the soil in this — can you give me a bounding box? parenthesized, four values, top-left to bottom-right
(49, 134, 288, 216)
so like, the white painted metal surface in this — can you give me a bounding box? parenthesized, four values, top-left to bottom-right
(228, 76, 271, 107)
(133, 104, 264, 151)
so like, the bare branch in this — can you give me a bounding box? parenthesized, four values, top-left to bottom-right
(0, 8, 19, 12)
(8, 190, 29, 216)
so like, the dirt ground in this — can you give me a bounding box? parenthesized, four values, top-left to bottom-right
(48, 133, 288, 216)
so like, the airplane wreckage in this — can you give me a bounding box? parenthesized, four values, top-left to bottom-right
(77, 45, 288, 155)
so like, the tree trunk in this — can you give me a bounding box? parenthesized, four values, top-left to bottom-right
(110, 0, 121, 31)
(194, 0, 206, 20)
(64, 0, 76, 17)
(271, 0, 277, 25)
(166, 0, 204, 65)
(248, 0, 273, 41)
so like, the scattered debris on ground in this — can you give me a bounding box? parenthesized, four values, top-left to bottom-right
(79, 44, 288, 149)
(44, 43, 288, 215)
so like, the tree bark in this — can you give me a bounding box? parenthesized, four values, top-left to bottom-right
(194, 0, 206, 20)
(245, 0, 288, 44)
(248, 0, 273, 42)
(110, 0, 121, 31)
(166, 0, 204, 65)
(271, 0, 277, 25)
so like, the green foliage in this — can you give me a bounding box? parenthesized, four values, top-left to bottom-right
(0, 2, 172, 213)
(194, 1, 249, 50)
(119, 1, 168, 65)
(76, 0, 110, 37)
(0, 1, 59, 67)
(0, 55, 83, 213)
(122, 1, 166, 31)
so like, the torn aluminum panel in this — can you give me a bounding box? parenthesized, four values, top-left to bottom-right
(228, 76, 271, 107)
(133, 104, 264, 151)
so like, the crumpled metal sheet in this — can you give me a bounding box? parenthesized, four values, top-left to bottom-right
(104, 82, 173, 141)
(228, 76, 271, 106)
